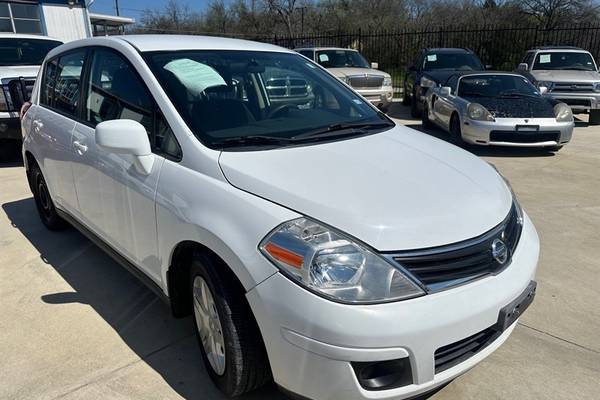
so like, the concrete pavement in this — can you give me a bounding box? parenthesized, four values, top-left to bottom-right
(0, 107, 598, 399)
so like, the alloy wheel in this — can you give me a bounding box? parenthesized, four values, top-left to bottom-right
(193, 275, 226, 375)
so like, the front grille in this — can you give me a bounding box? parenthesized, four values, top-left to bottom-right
(266, 77, 309, 98)
(392, 205, 522, 291)
(434, 326, 500, 373)
(551, 82, 595, 93)
(557, 98, 591, 107)
(348, 75, 384, 89)
(490, 130, 560, 143)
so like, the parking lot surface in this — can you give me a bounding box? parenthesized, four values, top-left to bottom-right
(1, 104, 599, 400)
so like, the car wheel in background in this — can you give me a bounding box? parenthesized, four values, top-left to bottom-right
(589, 110, 600, 125)
(410, 92, 421, 118)
(30, 163, 68, 231)
(402, 85, 411, 106)
(422, 102, 433, 129)
(190, 253, 271, 397)
(449, 114, 465, 147)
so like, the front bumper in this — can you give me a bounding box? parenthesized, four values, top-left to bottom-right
(0, 116, 21, 140)
(247, 213, 539, 400)
(356, 87, 394, 109)
(547, 92, 600, 112)
(461, 117, 573, 147)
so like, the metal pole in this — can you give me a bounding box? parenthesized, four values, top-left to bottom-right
(115, 0, 120, 16)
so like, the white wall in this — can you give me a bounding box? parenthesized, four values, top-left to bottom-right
(41, 4, 90, 42)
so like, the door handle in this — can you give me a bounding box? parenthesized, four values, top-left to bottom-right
(73, 141, 88, 154)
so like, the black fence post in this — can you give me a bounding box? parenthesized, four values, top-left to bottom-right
(358, 28, 363, 52)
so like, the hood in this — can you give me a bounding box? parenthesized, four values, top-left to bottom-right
(465, 95, 555, 118)
(0, 65, 40, 80)
(423, 69, 477, 84)
(531, 70, 600, 83)
(219, 126, 513, 251)
(328, 67, 389, 78)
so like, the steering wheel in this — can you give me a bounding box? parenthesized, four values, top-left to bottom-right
(267, 103, 299, 118)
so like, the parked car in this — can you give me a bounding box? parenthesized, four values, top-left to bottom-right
(423, 72, 573, 151)
(22, 35, 539, 400)
(404, 48, 487, 117)
(517, 46, 600, 125)
(295, 47, 393, 111)
(0, 34, 61, 152)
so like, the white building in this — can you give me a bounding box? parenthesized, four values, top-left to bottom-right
(0, 1, 133, 42)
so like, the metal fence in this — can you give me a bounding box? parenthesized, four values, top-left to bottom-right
(264, 24, 600, 96)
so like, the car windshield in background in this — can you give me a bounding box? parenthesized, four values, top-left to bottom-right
(423, 53, 483, 71)
(144, 50, 390, 149)
(458, 74, 540, 98)
(0, 38, 62, 66)
(533, 52, 597, 71)
(315, 50, 370, 68)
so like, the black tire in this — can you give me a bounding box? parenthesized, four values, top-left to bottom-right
(190, 253, 271, 397)
(410, 93, 421, 118)
(422, 101, 433, 129)
(402, 85, 411, 106)
(589, 110, 600, 125)
(30, 163, 68, 230)
(449, 114, 465, 147)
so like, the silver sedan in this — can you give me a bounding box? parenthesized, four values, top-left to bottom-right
(422, 72, 574, 151)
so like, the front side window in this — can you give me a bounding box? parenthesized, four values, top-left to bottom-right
(315, 50, 369, 68)
(423, 53, 484, 72)
(533, 52, 597, 71)
(84, 49, 153, 130)
(458, 74, 540, 98)
(53, 51, 86, 116)
(144, 50, 390, 150)
(41, 58, 58, 107)
(0, 38, 61, 66)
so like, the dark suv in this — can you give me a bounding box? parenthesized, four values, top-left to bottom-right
(404, 48, 486, 117)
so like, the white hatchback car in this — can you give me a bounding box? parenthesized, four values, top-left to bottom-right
(22, 35, 539, 400)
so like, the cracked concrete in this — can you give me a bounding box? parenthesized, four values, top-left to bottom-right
(0, 106, 599, 399)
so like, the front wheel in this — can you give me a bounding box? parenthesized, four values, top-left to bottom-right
(30, 163, 68, 230)
(190, 254, 271, 397)
(449, 114, 465, 147)
(589, 110, 600, 125)
(410, 93, 421, 118)
(422, 102, 433, 129)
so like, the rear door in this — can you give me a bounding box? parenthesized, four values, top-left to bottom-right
(71, 47, 181, 282)
(32, 50, 87, 214)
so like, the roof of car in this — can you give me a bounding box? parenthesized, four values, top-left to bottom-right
(0, 33, 62, 42)
(108, 34, 293, 53)
(424, 48, 474, 54)
(294, 47, 358, 52)
(530, 46, 586, 51)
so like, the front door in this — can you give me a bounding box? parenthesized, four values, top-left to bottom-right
(71, 48, 165, 282)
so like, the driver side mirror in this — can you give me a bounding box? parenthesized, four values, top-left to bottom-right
(95, 119, 154, 175)
(440, 86, 452, 97)
(517, 63, 528, 71)
(370, 62, 379, 69)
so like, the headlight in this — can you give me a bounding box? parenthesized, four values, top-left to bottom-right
(383, 76, 392, 87)
(260, 218, 424, 304)
(536, 81, 554, 90)
(420, 76, 436, 88)
(554, 102, 573, 122)
(467, 103, 495, 121)
(593, 82, 600, 93)
(339, 76, 350, 85)
(489, 163, 524, 226)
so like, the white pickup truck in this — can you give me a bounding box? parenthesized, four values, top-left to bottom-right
(0, 34, 61, 152)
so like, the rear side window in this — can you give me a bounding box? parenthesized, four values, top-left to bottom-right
(53, 51, 86, 116)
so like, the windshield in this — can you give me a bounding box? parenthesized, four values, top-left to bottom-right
(315, 50, 370, 68)
(533, 52, 597, 71)
(144, 50, 389, 149)
(423, 53, 484, 72)
(458, 74, 540, 97)
(0, 38, 62, 66)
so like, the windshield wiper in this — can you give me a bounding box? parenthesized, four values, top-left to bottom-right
(562, 67, 593, 71)
(212, 135, 295, 148)
(498, 91, 539, 98)
(460, 92, 490, 97)
(292, 121, 394, 140)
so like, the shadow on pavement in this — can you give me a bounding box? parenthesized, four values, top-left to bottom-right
(2, 197, 285, 400)
(386, 102, 586, 158)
